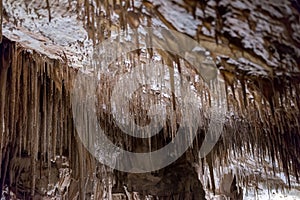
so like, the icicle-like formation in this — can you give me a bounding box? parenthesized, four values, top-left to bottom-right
(208, 57, 300, 192)
(2, 0, 300, 198)
(0, 39, 112, 199)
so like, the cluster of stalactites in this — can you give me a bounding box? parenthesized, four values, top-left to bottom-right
(76, 0, 300, 189)
(1, 0, 300, 197)
(209, 69, 300, 190)
(0, 39, 66, 196)
(75, 0, 184, 45)
(0, 39, 116, 199)
(75, 0, 142, 45)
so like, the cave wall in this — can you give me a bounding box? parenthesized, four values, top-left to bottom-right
(0, 0, 300, 199)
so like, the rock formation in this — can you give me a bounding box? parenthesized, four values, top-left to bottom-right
(0, 0, 299, 199)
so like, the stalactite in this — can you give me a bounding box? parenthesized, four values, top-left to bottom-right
(30, 58, 39, 196)
(41, 62, 47, 163)
(52, 85, 58, 161)
(16, 50, 23, 159)
(46, 0, 51, 22)
(0, 42, 9, 182)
